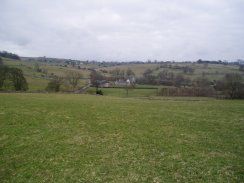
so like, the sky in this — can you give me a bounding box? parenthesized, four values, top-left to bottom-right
(0, 0, 244, 61)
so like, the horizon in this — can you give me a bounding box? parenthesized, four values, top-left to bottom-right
(1, 50, 243, 63)
(5, 52, 243, 63)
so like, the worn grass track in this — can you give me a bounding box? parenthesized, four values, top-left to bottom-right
(0, 94, 243, 182)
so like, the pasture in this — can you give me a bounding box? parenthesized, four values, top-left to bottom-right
(0, 93, 243, 182)
(86, 87, 158, 98)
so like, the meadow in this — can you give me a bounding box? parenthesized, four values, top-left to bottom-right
(0, 93, 243, 182)
(86, 87, 158, 98)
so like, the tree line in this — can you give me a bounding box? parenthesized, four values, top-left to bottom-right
(91, 66, 244, 99)
(0, 51, 20, 60)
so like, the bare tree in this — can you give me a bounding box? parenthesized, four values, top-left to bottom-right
(0, 57, 3, 66)
(46, 76, 63, 92)
(126, 68, 135, 78)
(66, 71, 83, 91)
(224, 73, 243, 99)
(125, 79, 135, 97)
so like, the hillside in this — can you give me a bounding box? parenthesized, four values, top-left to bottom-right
(1, 56, 243, 95)
(1, 57, 90, 92)
(96, 62, 243, 81)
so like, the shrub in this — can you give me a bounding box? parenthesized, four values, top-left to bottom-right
(96, 89, 103, 95)
(46, 78, 62, 92)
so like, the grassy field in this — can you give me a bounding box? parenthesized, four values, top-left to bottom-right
(86, 87, 158, 98)
(0, 93, 243, 182)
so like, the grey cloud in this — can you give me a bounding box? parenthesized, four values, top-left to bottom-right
(0, 0, 244, 61)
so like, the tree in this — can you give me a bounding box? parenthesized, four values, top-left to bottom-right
(90, 70, 104, 87)
(96, 89, 103, 95)
(239, 65, 244, 72)
(0, 58, 4, 86)
(0, 57, 3, 66)
(110, 68, 124, 80)
(0, 51, 20, 60)
(66, 71, 83, 91)
(143, 69, 153, 78)
(141, 69, 156, 84)
(34, 63, 41, 72)
(174, 74, 185, 87)
(183, 66, 194, 74)
(158, 70, 175, 80)
(0, 66, 28, 91)
(0, 66, 7, 88)
(10, 68, 28, 91)
(46, 77, 63, 92)
(224, 73, 244, 99)
(195, 77, 211, 88)
(194, 77, 213, 96)
(126, 68, 135, 78)
(125, 79, 135, 97)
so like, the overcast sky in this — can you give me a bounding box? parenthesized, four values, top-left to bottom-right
(0, 0, 244, 61)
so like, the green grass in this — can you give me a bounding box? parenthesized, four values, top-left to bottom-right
(24, 76, 50, 91)
(0, 93, 243, 182)
(87, 87, 158, 97)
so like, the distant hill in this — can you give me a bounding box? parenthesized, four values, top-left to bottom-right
(1, 54, 243, 94)
(96, 62, 243, 80)
(21, 56, 82, 65)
